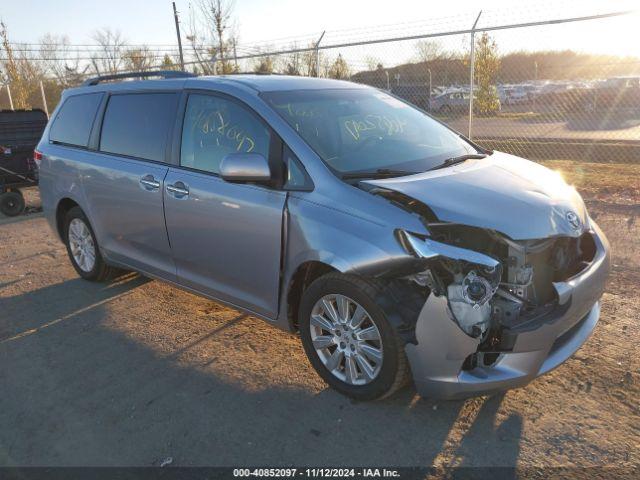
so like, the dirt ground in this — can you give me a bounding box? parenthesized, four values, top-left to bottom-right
(0, 162, 638, 469)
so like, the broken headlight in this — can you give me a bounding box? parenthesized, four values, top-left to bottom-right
(398, 230, 502, 338)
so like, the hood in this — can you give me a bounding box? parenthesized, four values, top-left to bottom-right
(363, 152, 589, 240)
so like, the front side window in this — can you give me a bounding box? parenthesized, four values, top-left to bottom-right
(262, 88, 476, 176)
(100, 93, 178, 162)
(49, 93, 103, 147)
(180, 94, 271, 175)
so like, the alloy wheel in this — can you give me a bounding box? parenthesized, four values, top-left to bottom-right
(309, 294, 383, 385)
(68, 218, 96, 272)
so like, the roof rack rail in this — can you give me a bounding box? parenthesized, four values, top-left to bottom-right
(82, 70, 196, 87)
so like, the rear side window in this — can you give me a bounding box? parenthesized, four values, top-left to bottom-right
(100, 93, 178, 162)
(49, 93, 103, 147)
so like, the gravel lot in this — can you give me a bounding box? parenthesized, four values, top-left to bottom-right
(0, 165, 638, 468)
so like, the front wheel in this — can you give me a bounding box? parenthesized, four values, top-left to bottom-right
(63, 206, 115, 281)
(299, 273, 409, 400)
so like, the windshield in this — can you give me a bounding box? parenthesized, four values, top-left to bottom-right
(262, 88, 476, 176)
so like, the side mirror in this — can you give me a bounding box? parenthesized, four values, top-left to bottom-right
(219, 153, 272, 184)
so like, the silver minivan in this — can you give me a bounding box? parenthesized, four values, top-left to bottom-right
(37, 72, 610, 400)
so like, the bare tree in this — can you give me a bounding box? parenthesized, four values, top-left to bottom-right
(186, 34, 214, 74)
(364, 55, 381, 71)
(252, 46, 279, 74)
(90, 28, 126, 75)
(301, 42, 322, 77)
(39, 33, 85, 86)
(186, 5, 216, 75)
(415, 40, 445, 63)
(328, 54, 350, 79)
(161, 54, 179, 71)
(123, 46, 155, 72)
(283, 43, 302, 76)
(0, 21, 31, 109)
(253, 56, 274, 74)
(196, 0, 237, 74)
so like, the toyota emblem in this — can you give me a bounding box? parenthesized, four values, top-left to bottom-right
(566, 211, 581, 230)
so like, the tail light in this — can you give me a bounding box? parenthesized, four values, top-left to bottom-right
(33, 150, 42, 168)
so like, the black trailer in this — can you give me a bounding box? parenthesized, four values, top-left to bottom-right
(0, 109, 47, 216)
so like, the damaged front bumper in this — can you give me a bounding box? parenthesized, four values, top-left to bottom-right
(403, 222, 611, 400)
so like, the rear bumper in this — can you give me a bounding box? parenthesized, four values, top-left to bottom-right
(405, 222, 610, 400)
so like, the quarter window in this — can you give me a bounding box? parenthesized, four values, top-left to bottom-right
(283, 145, 309, 190)
(49, 93, 103, 147)
(180, 94, 271, 175)
(100, 93, 178, 162)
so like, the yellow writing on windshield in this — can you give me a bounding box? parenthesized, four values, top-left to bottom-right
(277, 102, 320, 118)
(343, 114, 407, 141)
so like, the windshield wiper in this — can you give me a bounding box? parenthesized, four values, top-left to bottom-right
(341, 168, 416, 180)
(428, 153, 488, 171)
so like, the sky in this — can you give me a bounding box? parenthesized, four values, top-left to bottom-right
(1, 0, 638, 69)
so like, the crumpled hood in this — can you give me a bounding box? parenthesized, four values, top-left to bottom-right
(363, 152, 589, 240)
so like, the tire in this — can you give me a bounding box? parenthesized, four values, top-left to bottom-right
(0, 190, 25, 217)
(439, 104, 452, 114)
(63, 206, 114, 281)
(299, 273, 410, 401)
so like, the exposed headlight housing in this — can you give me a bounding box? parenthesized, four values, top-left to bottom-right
(397, 229, 502, 338)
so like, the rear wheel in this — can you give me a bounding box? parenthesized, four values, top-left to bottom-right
(0, 190, 25, 217)
(299, 273, 409, 400)
(63, 206, 114, 281)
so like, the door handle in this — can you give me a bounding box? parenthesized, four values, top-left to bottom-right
(139, 174, 160, 190)
(166, 181, 189, 198)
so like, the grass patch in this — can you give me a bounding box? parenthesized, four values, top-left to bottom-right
(538, 159, 640, 204)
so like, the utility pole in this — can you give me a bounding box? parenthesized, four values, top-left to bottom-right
(173, 2, 185, 71)
(39, 81, 49, 118)
(468, 10, 482, 140)
(6, 85, 14, 110)
(315, 31, 325, 78)
(233, 39, 238, 70)
(427, 68, 432, 108)
(533, 60, 538, 110)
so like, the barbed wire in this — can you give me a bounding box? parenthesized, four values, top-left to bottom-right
(1, 7, 637, 84)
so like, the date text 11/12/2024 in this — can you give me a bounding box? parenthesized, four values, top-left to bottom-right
(233, 468, 401, 477)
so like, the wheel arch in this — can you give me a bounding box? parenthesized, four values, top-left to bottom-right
(55, 197, 80, 241)
(286, 260, 339, 332)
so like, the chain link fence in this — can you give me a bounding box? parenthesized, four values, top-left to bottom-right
(231, 9, 640, 164)
(1, 8, 638, 163)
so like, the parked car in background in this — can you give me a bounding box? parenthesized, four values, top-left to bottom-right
(429, 90, 469, 113)
(533, 82, 573, 106)
(390, 84, 431, 110)
(583, 76, 640, 112)
(500, 86, 529, 105)
(38, 72, 609, 401)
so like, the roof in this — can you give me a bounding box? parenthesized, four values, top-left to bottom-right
(65, 74, 369, 98)
(192, 74, 366, 92)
